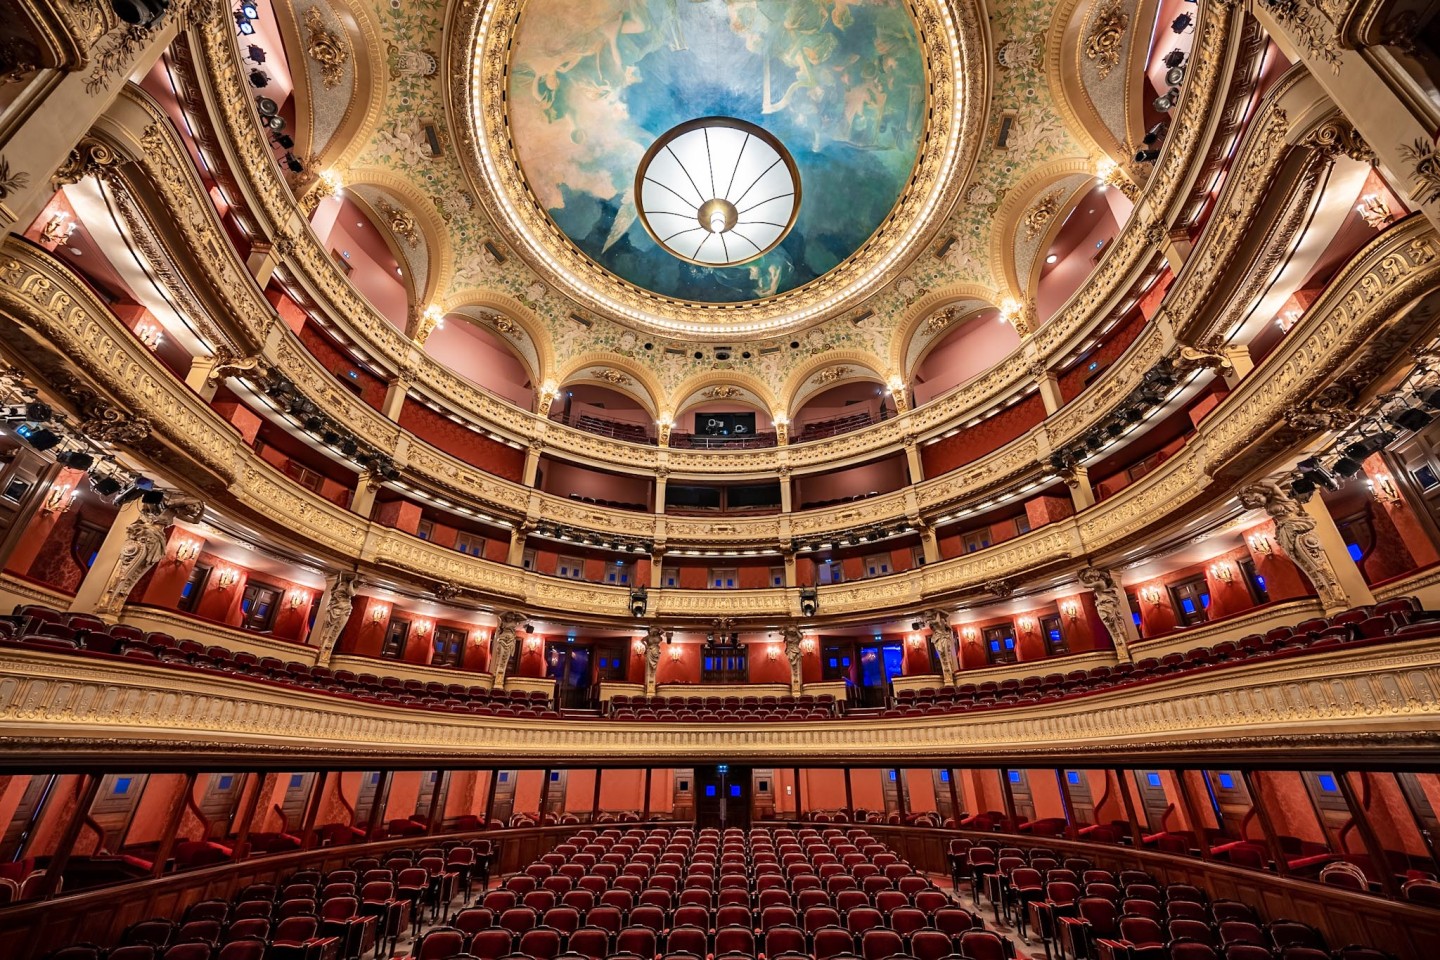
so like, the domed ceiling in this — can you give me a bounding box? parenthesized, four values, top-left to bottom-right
(506, 0, 926, 305)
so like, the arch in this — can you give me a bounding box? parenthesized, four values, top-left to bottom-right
(667, 370, 779, 421)
(425, 310, 539, 412)
(780, 350, 890, 419)
(1045, 0, 1153, 170)
(909, 305, 1016, 408)
(988, 159, 1099, 299)
(554, 352, 665, 418)
(341, 168, 455, 307)
(274, 0, 389, 173)
(442, 289, 556, 385)
(889, 282, 1001, 378)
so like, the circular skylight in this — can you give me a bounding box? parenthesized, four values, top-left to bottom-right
(635, 118, 800, 268)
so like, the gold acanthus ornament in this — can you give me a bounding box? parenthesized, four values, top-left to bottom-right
(1084, 0, 1129, 80)
(811, 365, 853, 386)
(591, 369, 633, 387)
(703, 385, 742, 400)
(378, 201, 420, 247)
(1023, 191, 1061, 240)
(304, 7, 349, 89)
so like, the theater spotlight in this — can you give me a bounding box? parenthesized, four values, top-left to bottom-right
(1135, 148, 1161, 163)
(1344, 435, 1383, 460)
(1162, 49, 1186, 69)
(244, 45, 267, 64)
(91, 475, 122, 497)
(1387, 405, 1433, 432)
(1171, 13, 1193, 32)
(1165, 64, 1186, 86)
(1143, 123, 1168, 146)
(15, 423, 60, 452)
(255, 96, 280, 120)
(629, 585, 648, 618)
(235, 12, 255, 34)
(56, 450, 94, 470)
(1291, 476, 1316, 498)
(799, 587, 819, 618)
(1332, 456, 1363, 479)
(2, 402, 52, 422)
(112, 0, 170, 26)
(1297, 456, 1339, 490)
(284, 153, 304, 174)
(1153, 87, 1181, 112)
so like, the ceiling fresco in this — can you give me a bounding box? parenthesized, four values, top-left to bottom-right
(506, 0, 926, 304)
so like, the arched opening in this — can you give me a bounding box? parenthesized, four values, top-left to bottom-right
(1035, 183, 1132, 324)
(672, 398, 776, 450)
(424, 316, 535, 410)
(552, 384, 654, 444)
(307, 193, 412, 330)
(792, 380, 890, 443)
(911, 307, 1014, 406)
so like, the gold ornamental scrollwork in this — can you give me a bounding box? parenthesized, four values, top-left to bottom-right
(304, 6, 349, 89)
(1084, 0, 1129, 80)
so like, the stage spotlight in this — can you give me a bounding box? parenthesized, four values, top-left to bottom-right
(1332, 456, 1363, 479)
(628, 586, 648, 618)
(57, 450, 94, 470)
(1165, 64, 1186, 86)
(284, 153, 304, 174)
(1143, 123, 1168, 146)
(1171, 13, 1193, 32)
(799, 587, 819, 618)
(1135, 148, 1160, 163)
(112, 0, 170, 26)
(15, 423, 60, 451)
(1291, 476, 1316, 498)
(91, 476, 122, 497)
(141, 489, 166, 506)
(240, 2, 259, 18)
(1162, 49, 1186, 69)
(2, 402, 52, 422)
(249, 69, 270, 88)
(1387, 405, 1433, 432)
(1297, 456, 1338, 490)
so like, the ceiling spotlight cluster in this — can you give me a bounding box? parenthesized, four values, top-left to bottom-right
(238, 11, 306, 175)
(2, 401, 162, 505)
(1048, 359, 1184, 474)
(1152, 48, 1187, 115)
(260, 375, 398, 480)
(1287, 357, 1440, 499)
(532, 522, 653, 554)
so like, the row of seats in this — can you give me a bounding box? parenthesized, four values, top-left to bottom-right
(43, 840, 493, 960)
(606, 694, 838, 723)
(565, 494, 647, 513)
(569, 416, 651, 445)
(797, 490, 881, 512)
(795, 412, 875, 443)
(882, 599, 1435, 719)
(952, 839, 1401, 960)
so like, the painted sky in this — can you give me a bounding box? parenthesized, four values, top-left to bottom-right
(508, 0, 925, 304)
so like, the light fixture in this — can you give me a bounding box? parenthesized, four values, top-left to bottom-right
(629, 585, 648, 618)
(1139, 585, 1162, 605)
(1356, 194, 1395, 230)
(288, 589, 309, 609)
(173, 539, 201, 563)
(215, 568, 240, 589)
(316, 168, 344, 200)
(1018, 616, 1036, 633)
(799, 587, 818, 617)
(135, 321, 164, 351)
(412, 618, 432, 637)
(40, 212, 76, 246)
(1208, 561, 1235, 584)
(999, 299, 1023, 327)
(1045, 254, 1058, 264)
(961, 626, 978, 642)
(800, 636, 817, 653)
(1370, 473, 1401, 505)
(906, 633, 924, 647)
(1247, 533, 1273, 555)
(370, 603, 389, 623)
(1275, 310, 1300, 333)
(112, 0, 171, 27)
(635, 117, 800, 267)
(633, 639, 646, 655)
(42, 484, 77, 513)
(767, 644, 780, 661)
(1060, 600, 1080, 621)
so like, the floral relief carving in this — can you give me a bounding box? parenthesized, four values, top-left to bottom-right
(1083, 0, 1129, 80)
(304, 6, 349, 89)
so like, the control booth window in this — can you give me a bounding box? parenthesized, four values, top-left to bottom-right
(605, 561, 631, 585)
(557, 556, 585, 580)
(454, 531, 484, 556)
(240, 581, 281, 632)
(1170, 575, 1210, 626)
(817, 560, 843, 585)
(963, 529, 992, 553)
(864, 554, 892, 578)
(702, 643, 747, 682)
(769, 566, 785, 587)
(984, 624, 1018, 664)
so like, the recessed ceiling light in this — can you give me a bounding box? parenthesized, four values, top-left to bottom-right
(1045, 254, 1058, 264)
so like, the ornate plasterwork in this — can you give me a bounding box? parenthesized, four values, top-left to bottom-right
(455, 0, 981, 339)
(303, 5, 348, 88)
(6, 639, 1440, 763)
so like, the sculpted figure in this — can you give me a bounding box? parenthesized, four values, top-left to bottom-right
(489, 611, 527, 688)
(1076, 567, 1134, 662)
(642, 626, 665, 696)
(312, 572, 358, 666)
(95, 496, 204, 615)
(921, 609, 959, 685)
(1237, 480, 1348, 610)
(782, 625, 805, 694)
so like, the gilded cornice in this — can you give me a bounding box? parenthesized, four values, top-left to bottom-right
(4, 637, 1440, 764)
(1, 211, 1436, 619)
(164, 0, 1247, 474)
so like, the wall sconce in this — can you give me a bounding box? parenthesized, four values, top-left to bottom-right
(524, 634, 543, 649)
(767, 644, 780, 661)
(214, 568, 240, 590)
(172, 539, 201, 563)
(1275, 310, 1300, 333)
(800, 635, 817, 652)
(772, 411, 789, 427)
(886, 374, 905, 394)
(40, 211, 77, 245)
(1247, 533, 1273, 555)
(370, 603, 389, 623)
(1060, 600, 1080, 621)
(1208, 561, 1235, 584)
(1139, 585, 1162, 605)
(412, 618, 432, 637)
(42, 484, 77, 513)
(135, 321, 164, 351)
(1018, 616, 1036, 633)
(414, 305, 445, 345)
(999, 299, 1023, 327)
(1369, 473, 1401, 505)
(633, 639, 646, 655)
(961, 626, 979, 642)
(473, 629, 490, 645)
(1356, 194, 1394, 230)
(906, 633, 924, 647)
(287, 589, 309, 609)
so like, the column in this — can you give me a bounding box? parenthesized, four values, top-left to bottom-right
(231, 773, 265, 861)
(184, 356, 221, 402)
(364, 771, 392, 841)
(1220, 344, 1253, 389)
(592, 769, 603, 823)
(779, 467, 793, 512)
(781, 549, 797, 588)
(350, 471, 381, 518)
(1064, 464, 1096, 512)
(244, 240, 284, 288)
(309, 572, 358, 667)
(793, 768, 803, 820)
(522, 440, 542, 487)
(538, 770, 552, 821)
(917, 523, 940, 564)
(0, 11, 189, 233)
(654, 470, 668, 515)
(902, 437, 925, 485)
(1251, 6, 1440, 232)
(381, 378, 409, 421)
(649, 549, 665, 589)
(1032, 363, 1063, 416)
(508, 526, 529, 567)
(1237, 479, 1374, 613)
(1077, 567, 1139, 662)
(642, 768, 653, 821)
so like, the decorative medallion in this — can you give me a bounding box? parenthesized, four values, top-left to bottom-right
(304, 7, 348, 89)
(1084, 1, 1128, 80)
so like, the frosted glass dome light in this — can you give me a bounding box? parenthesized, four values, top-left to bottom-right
(635, 117, 800, 267)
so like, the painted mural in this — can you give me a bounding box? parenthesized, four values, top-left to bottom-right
(507, 0, 926, 304)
